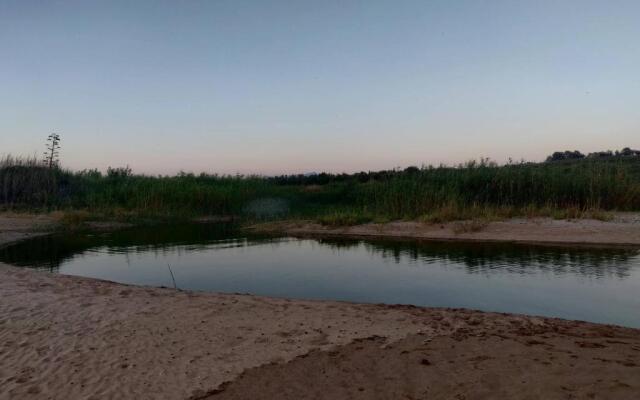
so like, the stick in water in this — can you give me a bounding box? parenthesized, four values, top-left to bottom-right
(167, 263, 178, 290)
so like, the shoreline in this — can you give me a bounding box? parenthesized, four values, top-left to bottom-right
(249, 213, 640, 248)
(1, 214, 640, 399)
(3, 210, 640, 248)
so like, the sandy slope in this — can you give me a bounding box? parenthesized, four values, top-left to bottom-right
(210, 323, 640, 400)
(250, 213, 640, 247)
(1, 214, 640, 399)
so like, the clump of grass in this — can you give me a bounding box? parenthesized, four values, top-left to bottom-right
(419, 204, 465, 224)
(584, 209, 614, 222)
(372, 215, 392, 224)
(317, 211, 373, 227)
(419, 204, 618, 225)
(420, 204, 517, 224)
(525, 206, 614, 221)
(58, 210, 92, 230)
(452, 219, 489, 234)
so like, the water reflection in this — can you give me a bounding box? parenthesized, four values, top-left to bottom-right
(1, 224, 638, 282)
(3, 223, 640, 327)
(317, 238, 639, 280)
(0, 224, 274, 272)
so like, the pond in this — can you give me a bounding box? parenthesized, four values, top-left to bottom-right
(2, 223, 640, 328)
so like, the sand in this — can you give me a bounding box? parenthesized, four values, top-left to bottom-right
(1, 214, 640, 399)
(0, 213, 56, 247)
(210, 322, 640, 400)
(250, 213, 640, 247)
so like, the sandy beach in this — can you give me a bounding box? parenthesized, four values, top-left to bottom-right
(1, 214, 640, 399)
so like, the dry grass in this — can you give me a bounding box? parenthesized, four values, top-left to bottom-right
(420, 204, 517, 224)
(524, 206, 615, 221)
(58, 210, 92, 230)
(452, 220, 490, 234)
(420, 204, 615, 225)
(316, 211, 373, 227)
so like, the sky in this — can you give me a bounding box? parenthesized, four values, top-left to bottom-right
(1, 0, 639, 175)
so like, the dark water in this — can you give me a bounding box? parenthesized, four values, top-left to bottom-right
(2, 223, 640, 328)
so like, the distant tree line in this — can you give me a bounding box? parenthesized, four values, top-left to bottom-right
(546, 147, 640, 162)
(271, 148, 640, 186)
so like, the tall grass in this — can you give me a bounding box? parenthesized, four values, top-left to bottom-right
(0, 156, 294, 217)
(352, 158, 640, 218)
(0, 155, 68, 208)
(1, 154, 639, 222)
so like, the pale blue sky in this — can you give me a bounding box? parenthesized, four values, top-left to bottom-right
(1, 0, 639, 174)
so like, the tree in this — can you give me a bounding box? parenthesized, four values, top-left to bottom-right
(620, 147, 640, 157)
(545, 150, 585, 162)
(43, 133, 61, 169)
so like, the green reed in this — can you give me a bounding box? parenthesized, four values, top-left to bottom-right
(1, 154, 639, 222)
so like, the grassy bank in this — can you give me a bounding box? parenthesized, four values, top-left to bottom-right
(2, 154, 639, 225)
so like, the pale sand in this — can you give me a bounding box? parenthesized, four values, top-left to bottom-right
(250, 213, 640, 247)
(1, 214, 640, 399)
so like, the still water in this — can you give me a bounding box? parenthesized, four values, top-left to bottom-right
(2, 223, 639, 328)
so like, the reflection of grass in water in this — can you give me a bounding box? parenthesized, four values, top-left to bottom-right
(2, 225, 639, 281)
(318, 237, 640, 279)
(0, 223, 287, 271)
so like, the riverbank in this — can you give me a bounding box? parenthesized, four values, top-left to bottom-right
(250, 213, 640, 247)
(0, 212, 57, 248)
(5, 211, 640, 248)
(1, 214, 640, 399)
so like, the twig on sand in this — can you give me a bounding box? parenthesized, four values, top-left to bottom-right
(167, 263, 178, 290)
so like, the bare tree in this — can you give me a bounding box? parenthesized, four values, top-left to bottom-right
(43, 133, 61, 169)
